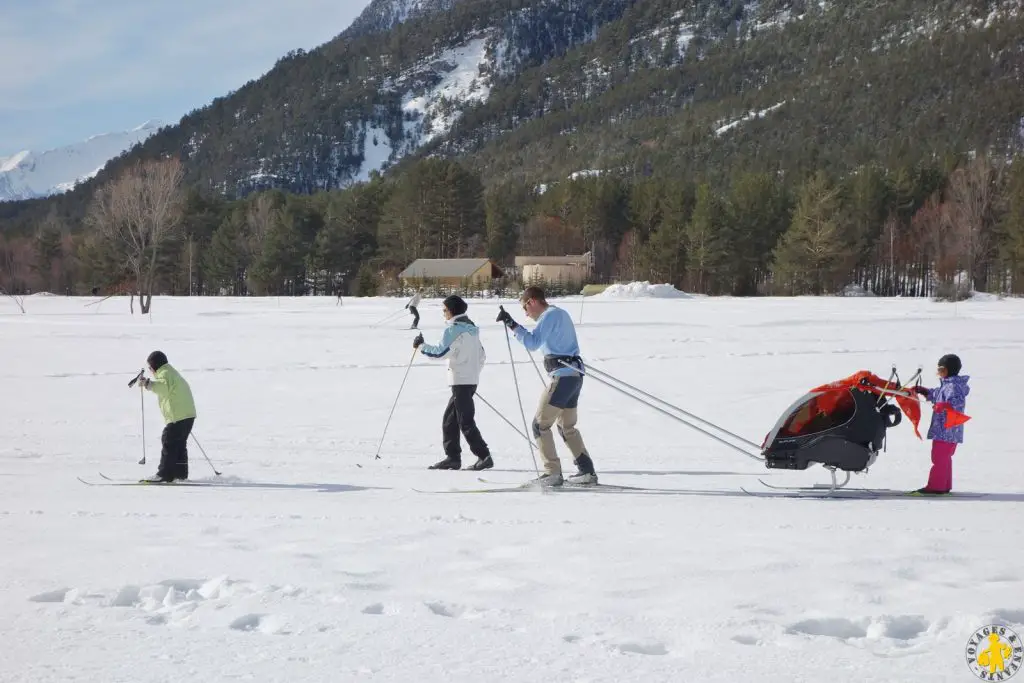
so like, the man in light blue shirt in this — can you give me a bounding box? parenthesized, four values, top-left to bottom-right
(497, 286, 597, 487)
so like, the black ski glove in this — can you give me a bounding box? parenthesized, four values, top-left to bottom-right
(404, 304, 409, 309)
(413, 333, 424, 348)
(496, 306, 518, 330)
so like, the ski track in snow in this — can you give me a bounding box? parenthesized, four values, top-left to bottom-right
(2, 294, 1024, 682)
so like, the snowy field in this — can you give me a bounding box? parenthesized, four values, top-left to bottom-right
(2, 292, 1023, 682)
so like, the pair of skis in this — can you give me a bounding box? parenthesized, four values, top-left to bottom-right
(77, 473, 213, 487)
(740, 479, 988, 500)
(414, 478, 680, 494)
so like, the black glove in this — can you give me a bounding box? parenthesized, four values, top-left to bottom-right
(413, 333, 424, 348)
(911, 385, 929, 396)
(404, 304, 409, 309)
(496, 306, 518, 330)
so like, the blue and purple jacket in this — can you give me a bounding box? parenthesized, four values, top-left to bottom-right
(923, 375, 970, 443)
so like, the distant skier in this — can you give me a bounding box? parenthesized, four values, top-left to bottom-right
(138, 351, 196, 482)
(414, 295, 493, 471)
(911, 353, 969, 495)
(405, 288, 422, 329)
(497, 286, 597, 487)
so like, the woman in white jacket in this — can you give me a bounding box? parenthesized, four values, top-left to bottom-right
(413, 295, 493, 471)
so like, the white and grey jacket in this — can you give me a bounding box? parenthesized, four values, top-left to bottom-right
(419, 314, 486, 385)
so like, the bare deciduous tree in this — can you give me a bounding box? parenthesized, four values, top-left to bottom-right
(947, 156, 997, 291)
(86, 158, 185, 314)
(517, 215, 585, 256)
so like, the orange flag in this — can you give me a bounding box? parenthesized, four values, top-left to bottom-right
(940, 403, 972, 428)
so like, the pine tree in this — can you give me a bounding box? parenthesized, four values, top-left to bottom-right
(771, 171, 851, 295)
(628, 178, 663, 243)
(685, 183, 727, 293)
(205, 209, 249, 295)
(639, 181, 691, 288)
(485, 181, 532, 263)
(997, 162, 1024, 295)
(33, 212, 64, 293)
(723, 172, 789, 295)
(250, 212, 304, 295)
(309, 183, 382, 292)
(841, 165, 890, 286)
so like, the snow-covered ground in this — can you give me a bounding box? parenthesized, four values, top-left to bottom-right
(2, 294, 1023, 682)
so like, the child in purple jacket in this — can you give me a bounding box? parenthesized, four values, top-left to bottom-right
(911, 354, 970, 494)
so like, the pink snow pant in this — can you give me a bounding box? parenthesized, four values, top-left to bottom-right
(926, 441, 957, 492)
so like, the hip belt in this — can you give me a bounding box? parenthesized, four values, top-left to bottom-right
(544, 355, 584, 373)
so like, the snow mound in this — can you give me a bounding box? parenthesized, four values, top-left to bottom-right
(965, 291, 1002, 302)
(594, 282, 692, 299)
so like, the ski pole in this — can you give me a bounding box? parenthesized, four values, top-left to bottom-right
(190, 433, 222, 476)
(139, 385, 147, 465)
(476, 392, 532, 445)
(501, 309, 540, 476)
(370, 307, 406, 327)
(128, 369, 146, 465)
(527, 351, 546, 385)
(557, 360, 764, 462)
(370, 348, 417, 461)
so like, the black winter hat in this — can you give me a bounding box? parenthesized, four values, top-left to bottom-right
(147, 350, 168, 371)
(442, 295, 468, 316)
(938, 353, 962, 376)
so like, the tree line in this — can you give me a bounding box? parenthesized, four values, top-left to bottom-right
(2, 152, 1022, 311)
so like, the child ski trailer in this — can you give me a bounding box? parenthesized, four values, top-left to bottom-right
(497, 286, 597, 487)
(415, 295, 493, 471)
(138, 351, 197, 482)
(911, 354, 970, 495)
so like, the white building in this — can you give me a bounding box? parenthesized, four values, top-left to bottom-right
(514, 252, 592, 286)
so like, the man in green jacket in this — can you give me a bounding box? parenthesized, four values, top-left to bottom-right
(139, 351, 196, 482)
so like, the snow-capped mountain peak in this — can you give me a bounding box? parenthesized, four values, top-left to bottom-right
(0, 121, 163, 202)
(346, 0, 456, 36)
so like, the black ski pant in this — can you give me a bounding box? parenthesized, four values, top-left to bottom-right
(158, 417, 194, 480)
(442, 385, 490, 461)
(409, 305, 420, 328)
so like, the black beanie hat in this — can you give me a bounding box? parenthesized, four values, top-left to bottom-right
(442, 295, 468, 316)
(147, 350, 168, 371)
(938, 353, 962, 376)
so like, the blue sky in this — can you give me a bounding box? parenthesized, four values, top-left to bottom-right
(0, 0, 373, 154)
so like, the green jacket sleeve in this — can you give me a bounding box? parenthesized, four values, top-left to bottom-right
(146, 376, 170, 397)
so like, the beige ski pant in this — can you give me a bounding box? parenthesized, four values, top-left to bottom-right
(532, 376, 587, 475)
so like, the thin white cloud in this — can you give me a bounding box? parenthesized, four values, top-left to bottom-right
(0, 0, 373, 149)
